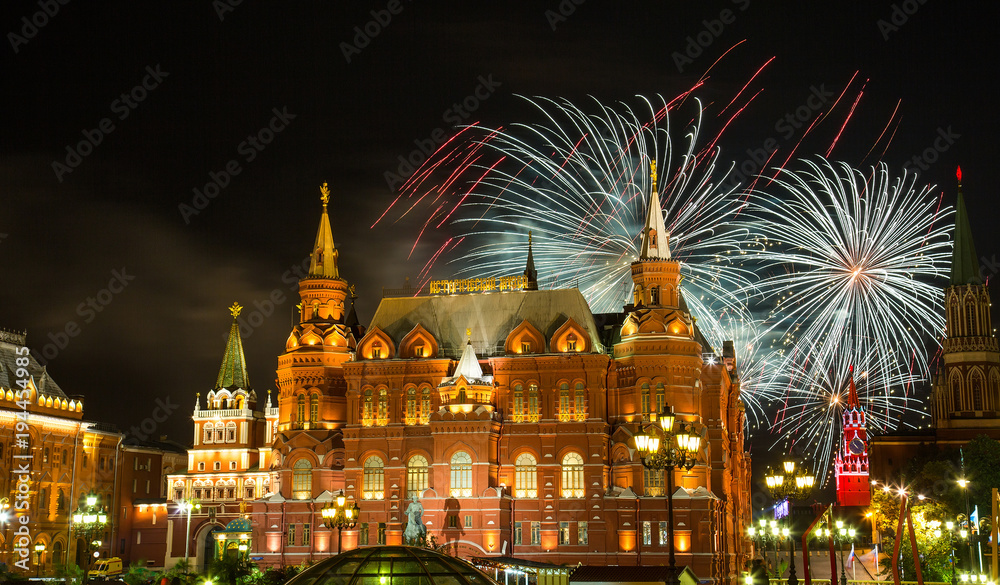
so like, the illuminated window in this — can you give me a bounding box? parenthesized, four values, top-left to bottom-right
(362, 390, 374, 426)
(515, 453, 537, 498)
(450, 451, 472, 497)
(226, 422, 237, 443)
(566, 333, 577, 352)
(372, 341, 382, 359)
(654, 382, 665, 416)
(405, 388, 417, 424)
(363, 456, 384, 500)
(558, 383, 571, 422)
(530, 521, 540, 545)
(407, 455, 429, 498)
(293, 459, 312, 500)
(561, 452, 584, 498)
(521, 341, 531, 354)
(420, 388, 431, 424)
(378, 523, 386, 545)
(640, 383, 650, 416)
(528, 385, 540, 422)
(287, 524, 296, 546)
(457, 389, 467, 403)
(297, 395, 306, 428)
(574, 383, 586, 421)
(302, 523, 310, 546)
(377, 389, 389, 426)
(512, 385, 524, 423)
(578, 521, 588, 545)
(559, 521, 570, 545)
(644, 467, 664, 497)
(643, 521, 651, 545)
(310, 393, 319, 423)
(414, 344, 424, 358)
(514, 522, 522, 545)
(659, 521, 669, 545)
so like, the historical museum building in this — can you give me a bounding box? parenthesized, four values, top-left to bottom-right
(226, 177, 751, 583)
(870, 173, 1000, 481)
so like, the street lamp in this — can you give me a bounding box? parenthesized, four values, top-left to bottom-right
(762, 457, 816, 585)
(834, 520, 856, 585)
(958, 478, 975, 572)
(0, 497, 10, 568)
(634, 405, 701, 585)
(321, 491, 360, 555)
(178, 499, 202, 569)
(71, 492, 108, 579)
(34, 543, 45, 577)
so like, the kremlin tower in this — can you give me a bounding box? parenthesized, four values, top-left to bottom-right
(833, 367, 870, 507)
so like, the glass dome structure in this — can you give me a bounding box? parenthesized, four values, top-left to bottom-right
(286, 546, 498, 585)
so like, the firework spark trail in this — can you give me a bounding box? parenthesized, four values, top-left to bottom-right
(743, 158, 953, 481)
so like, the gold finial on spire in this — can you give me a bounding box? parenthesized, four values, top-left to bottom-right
(349, 284, 357, 299)
(466, 328, 472, 339)
(229, 302, 243, 318)
(650, 160, 658, 192)
(320, 182, 330, 208)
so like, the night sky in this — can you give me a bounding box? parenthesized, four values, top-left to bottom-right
(3, 1, 998, 457)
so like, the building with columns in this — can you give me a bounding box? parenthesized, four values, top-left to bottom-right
(248, 174, 751, 582)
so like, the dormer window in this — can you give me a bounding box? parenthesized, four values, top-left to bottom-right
(372, 341, 382, 359)
(414, 344, 424, 358)
(521, 341, 531, 354)
(649, 228, 657, 247)
(566, 334, 577, 352)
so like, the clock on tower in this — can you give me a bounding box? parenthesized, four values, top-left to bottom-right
(835, 366, 871, 507)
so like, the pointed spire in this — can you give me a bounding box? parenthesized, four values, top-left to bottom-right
(524, 231, 538, 290)
(846, 365, 860, 410)
(216, 303, 251, 390)
(194, 392, 200, 411)
(308, 182, 340, 279)
(265, 390, 272, 408)
(452, 329, 484, 380)
(951, 167, 982, 286)
(639, 161, 671, 260)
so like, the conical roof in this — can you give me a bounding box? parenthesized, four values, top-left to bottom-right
(639, 162, 671, 260)
(951, 170, 981, 286)
(308, 183, 340, 279)
(845, 366, 859, 410)
(452, 340, 484, 381)
(524, 231, 538, 290)
(216, 303, 250, 390)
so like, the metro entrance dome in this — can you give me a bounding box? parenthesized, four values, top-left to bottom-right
(285, 546, 497, 585)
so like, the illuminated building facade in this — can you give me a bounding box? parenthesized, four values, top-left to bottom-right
(165, 308, 276, 570)
(250, 178, 752, 582)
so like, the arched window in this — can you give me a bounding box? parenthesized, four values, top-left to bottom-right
(640, 383, 651, 415)
(363, 456, 385, 500)
(528, 385, 540, 422)
(574, 383, 587, 421)
(292, 459, 312, 500)
(372, 341, 383, 359)
(405, 388, 417, 424)
(950, 370, 963, 412)
(654, 382, 666, 415)
(214, 423, 224, 442)
(644, 467, 665, 497)
(558, 383, 571, 422)
(561, 452, 584, 498)
(297, 395, 306, 427)
(362, 389, 374, 426)
(450, 451, 472, 497)
(650, 286, 659, 305)
(515, 453, 537, 498)
(51, 541, 63, 567)
(225, 422, 237, 443)
(965, 297, 977, 337)
(420, 387, 432, 424)
(649, 228, 657, 247)
(310, 392, 320, 423)
(407, 455, 429, 498)
(457, 388, 467, 403)
(566, 333, 578, 352)
(512, 384, 525, 423)
(971, 370, 985, 411)
(377, 389, 389, 426)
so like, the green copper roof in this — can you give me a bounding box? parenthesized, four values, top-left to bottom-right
(216, 315, 250, 390)
(951, 189, 982, 286)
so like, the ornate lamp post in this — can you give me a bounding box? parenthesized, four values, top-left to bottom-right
(71, 492, 108, 580)
(834, 520, 856, 585)
(321, 491, 360, 555)
(762, 458, 816, 585)
(178, 499, 201, 568)
(34, 542, 45, 577)
(634, 405, 701, 585)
